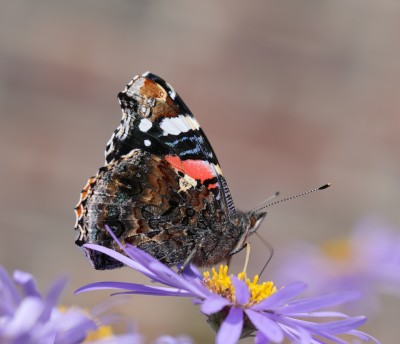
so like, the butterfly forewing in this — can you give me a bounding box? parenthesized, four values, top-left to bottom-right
(104, 72, 236, 218)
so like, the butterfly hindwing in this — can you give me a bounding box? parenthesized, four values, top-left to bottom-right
(75, 149, 233, 269)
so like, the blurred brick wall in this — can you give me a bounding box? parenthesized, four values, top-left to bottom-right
(1, 1, 399, 342)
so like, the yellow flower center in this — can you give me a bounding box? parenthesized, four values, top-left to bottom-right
(203, 265, 277, 307)
(84, 325, 114, 341)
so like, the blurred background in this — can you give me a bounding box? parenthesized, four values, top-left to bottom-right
(1, 0, 400, 342)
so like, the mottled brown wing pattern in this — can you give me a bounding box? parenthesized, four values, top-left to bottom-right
(75, 149, 233, 269)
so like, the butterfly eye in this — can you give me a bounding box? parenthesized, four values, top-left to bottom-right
(105, 220, 125, 238)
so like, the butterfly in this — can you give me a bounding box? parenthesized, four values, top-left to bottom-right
(74, 72, 267, 269)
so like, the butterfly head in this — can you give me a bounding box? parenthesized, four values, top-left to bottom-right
(229, 211, 267, 256)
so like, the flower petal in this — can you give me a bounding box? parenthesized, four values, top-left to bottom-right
(50, 309, 97, 344)
(255, 331, 270, 344)
(101, 225, 202, 293)
(152, 335, 194, 344)
(278, 317, 346, 344)
(178, 263, 202, 280)
(278, 316, 363, 344)
(216, 307, 243, 344)
(76, 282, 193, 297)
(231, 276, 250, 305)
(6, 297, 44, 336)
(245, 309, 283, 343)
(309, 316, 367, 334)
(277, 291, 360, 314)
(201, 295, 230, 314)
(289, 311, 349, 318)
(83, 244, 153, 276)
(348, 329, 381, 344)
(251, 282, 307, 311)
(40, 276, 68, 322)
(126, 246, 208, 296)
(85, 243, 209, 299)
(13, 270, 41, 298)
(296, 326, 313, 344)
(0, 266, 21, 312)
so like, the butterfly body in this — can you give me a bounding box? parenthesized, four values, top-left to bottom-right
(75, 72, 266, 270)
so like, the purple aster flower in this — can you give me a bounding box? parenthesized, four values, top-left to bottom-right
(76, 227, 380, 344)
(0, 266, 141, 344)
(273, 217, 400, 313)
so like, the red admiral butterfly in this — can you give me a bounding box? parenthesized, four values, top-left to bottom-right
(74, 72, 269, 269)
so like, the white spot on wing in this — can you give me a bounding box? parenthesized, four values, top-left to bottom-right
(213, 163, 223, 176)
(144, 139, 151, 146)
(178, 174, 197, 192)
(160, 117, 182, 135)
(160, 115, 200, 136)
(166, 82, 176, 99)
(139, 118, 152, 132)
(186, 116, 200, 130)
(142, 71, 150, 77)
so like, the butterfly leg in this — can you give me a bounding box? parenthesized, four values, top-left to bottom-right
(177, 246, 198, 274)
(242, 242, 251, 278)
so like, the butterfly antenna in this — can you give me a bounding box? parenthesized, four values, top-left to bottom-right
(255, 232, 274, 278)
(251, 183, 331, 214)
(252, 191, 280, 212)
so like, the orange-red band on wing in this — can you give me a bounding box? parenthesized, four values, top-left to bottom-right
(165, 155, 217, 185)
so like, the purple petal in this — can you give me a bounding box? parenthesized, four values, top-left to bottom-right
(50, 310, 97, 344)
(40, 276, 68, 322)
(105, 224, 125, 250)
(100, 227, 170, 284)
(109, 290, 194, 298)
(279, 316, 363, 344)
(125, 246, 207, 296)
(83, 244, 153, 276)
(216, 307, 243, 344)
(296, 326, 313, 344)
(251, 282, 307, 311)
(86, 243, 208, 298)
(309, 316, 367, 334)
(231, 276, 250, 305)
(201, 295, 230, 314)
(277, 291, 360, 314)
(255, 331, 270, 344)
(348, 330, 381, 344)
(76, 282, 193, 297)
(13, 270, 41, 298)
(90, 332, 143, 344)
(245, 309, 283, 342)
(0, 267, 21, 312)
(181, 264, 202, 280)
(146, 261, 203, 294)
(153, 335, 193, 344)
(289, 311, 349, 318)
(279, 318, 345, 344)
(6, 297, 44, 336)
